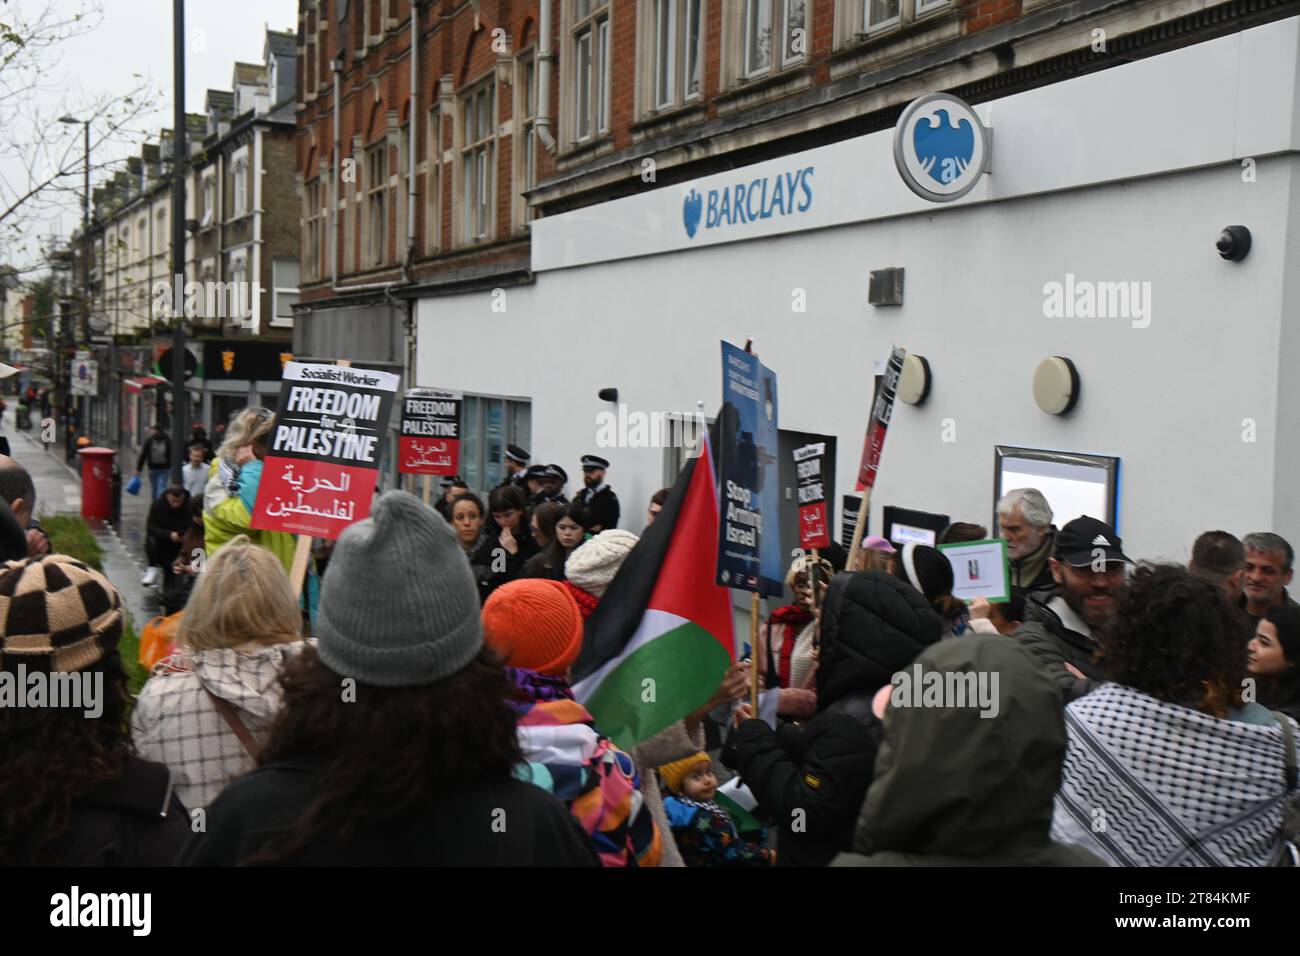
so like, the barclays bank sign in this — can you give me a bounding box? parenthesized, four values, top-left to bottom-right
(682, 166, 815, 239)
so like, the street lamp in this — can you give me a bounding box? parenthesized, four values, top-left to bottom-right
(59, 115, 91, 458)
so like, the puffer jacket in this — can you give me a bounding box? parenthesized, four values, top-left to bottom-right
(507, 667, 662, 867)
(834, 635, 1105, 867)
(722, 572, 942, 866)
(131, 641, 309, 809)
(1015, 593, 1105, 702)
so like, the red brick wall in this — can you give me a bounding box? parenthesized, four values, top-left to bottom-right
(297, 0, 1024, 302)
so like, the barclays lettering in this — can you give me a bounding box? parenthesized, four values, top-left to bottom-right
(682, 166, 814, 238)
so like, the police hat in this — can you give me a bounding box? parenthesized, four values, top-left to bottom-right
(505, 444, 530, 465)
(581, 455, 610, 471)
(543, 464, 568, 483)
(523, 464, 548, 481)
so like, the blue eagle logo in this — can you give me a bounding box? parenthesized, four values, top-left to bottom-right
(682, 188, 703, 238)
(912, 108, 976, 186)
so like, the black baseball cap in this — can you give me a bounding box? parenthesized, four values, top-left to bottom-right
(1054, 516, 1131, 567)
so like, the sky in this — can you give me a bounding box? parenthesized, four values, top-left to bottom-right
(6, 0, 299, 263)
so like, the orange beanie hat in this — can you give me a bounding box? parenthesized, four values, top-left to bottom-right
(482, 578, 585, 677)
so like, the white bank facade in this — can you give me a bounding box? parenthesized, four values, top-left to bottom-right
(417, 17, 1300, 567)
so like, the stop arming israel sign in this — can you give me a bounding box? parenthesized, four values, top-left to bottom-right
(857, 346, 906, 491)
(399, 388, 461, 476)
(252, 361, 399, 539)
(794, 442, 830, 549)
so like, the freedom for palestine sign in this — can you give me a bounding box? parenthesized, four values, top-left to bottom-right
(252, 362, 399, 539)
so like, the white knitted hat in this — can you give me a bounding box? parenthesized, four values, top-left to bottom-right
(565, 529, 640, 597)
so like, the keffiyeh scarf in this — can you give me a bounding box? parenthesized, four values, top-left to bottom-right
(1052, 683, 1298, 867)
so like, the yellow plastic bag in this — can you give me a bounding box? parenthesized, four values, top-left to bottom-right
(138, 612, 183, 672)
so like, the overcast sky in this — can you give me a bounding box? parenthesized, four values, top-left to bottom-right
(8, 0, 298, 263)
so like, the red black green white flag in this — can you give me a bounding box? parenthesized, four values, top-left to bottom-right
(571, 436, 736, 751)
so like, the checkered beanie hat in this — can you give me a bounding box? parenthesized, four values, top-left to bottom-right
(0, 554, 124, 673)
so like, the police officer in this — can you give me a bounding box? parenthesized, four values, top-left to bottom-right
(574, 454, 620, 532)
(523, 464, 548, 506)
(497, 445, 530, 490)
(537, 464, 569, 505)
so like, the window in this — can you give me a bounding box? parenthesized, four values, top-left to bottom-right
(272, 257, 299, 328)
(572, 0, 610, 142)
(201, 172, 216, 227)
(155, 209, 167, 255)
(850, 0, 949, 39)
(864, 0, 901, 30)
(305, 178, 322, 280)
(426, 106, 442, 253)
(515, 52, 536, 227)
(137, 217, 147, 260)
(366, 141, 388, 266)
(229, 249, 249, 323)
(744, 0, 806, 77)
(652, 0, 704, 110)
(459, 81, 494, 243)
(231, 148, 250, 217)
(459, 394, 532, 493)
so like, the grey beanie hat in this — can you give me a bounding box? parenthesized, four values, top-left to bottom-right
(316, 490, 483, 687)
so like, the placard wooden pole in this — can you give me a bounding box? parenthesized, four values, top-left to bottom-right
(750, 591, 761, 712)
(422, 475, 433, 505)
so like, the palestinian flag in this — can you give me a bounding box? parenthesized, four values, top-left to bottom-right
(571, 435, 735, 752)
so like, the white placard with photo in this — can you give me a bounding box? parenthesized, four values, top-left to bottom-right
(938, 539, 1010, 603)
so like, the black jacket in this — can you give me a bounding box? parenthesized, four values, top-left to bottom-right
(146, 495, 192, 549)
(178, 761, 599, 866)
(136, 434, 171, 472)
(470, 527, 540, 602)
(1014, 594, 1104, 702)
(721, 572, 943, 866)
(574, 484, 620, 532)
(51, 755, 190, 866)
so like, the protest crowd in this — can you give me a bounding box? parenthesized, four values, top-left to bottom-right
(0, 394, 1297, 869)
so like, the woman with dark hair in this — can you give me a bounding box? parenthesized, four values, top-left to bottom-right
(522, 501, 589, 581)
(521, 501, 563, 579)
(1249, 603, 1300, 722)
(471, 484, 539, 600)
(180, 492, 597, 866)
(1053, 563, 1299, 867)
(892, 542, 968, 635)
(0, 555, 190, 865)
(449, 492, 487, 557)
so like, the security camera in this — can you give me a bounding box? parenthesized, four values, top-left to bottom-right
(1216, 225, 1251, 261)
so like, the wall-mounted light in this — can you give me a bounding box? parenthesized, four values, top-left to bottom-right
(898, 354, 931, 405)
(1217, 225, 1251, 261)
(1033, 356, 1080, 415)
(598, 387, 619, 403)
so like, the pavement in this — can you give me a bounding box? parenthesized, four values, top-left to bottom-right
(6, 416, 162, 630)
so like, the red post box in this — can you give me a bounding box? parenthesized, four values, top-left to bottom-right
(78, 447, 117, 521)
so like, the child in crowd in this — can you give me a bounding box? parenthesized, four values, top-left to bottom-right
(661, 752, 774, 867)
(968, 593, 1025, 635)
